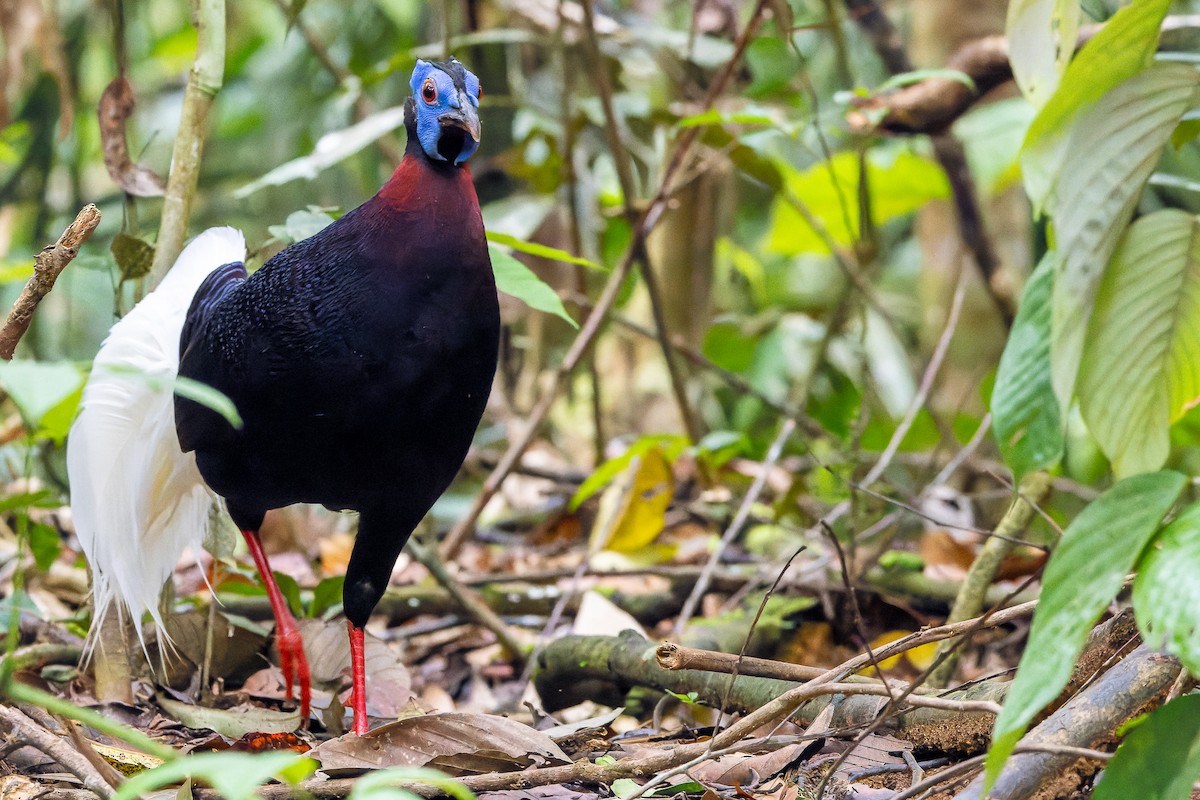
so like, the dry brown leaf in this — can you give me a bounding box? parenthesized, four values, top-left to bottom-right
(161, 607, 268, 689)
(313, 712, 571, 776)
(97, 75, 166, 197)
(832, 733, 910, 781)
(0, 774, 47, 800)
(690, 743, 809, 787)
(294, 618, 415, 718)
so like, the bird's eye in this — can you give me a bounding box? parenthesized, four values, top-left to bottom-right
(421, 79, 437, 104)
(477, 85, 483, 101)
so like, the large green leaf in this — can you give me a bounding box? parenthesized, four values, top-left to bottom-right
(1094, 695, 1200, 800)
(1006, 0, 1080, 109)
(992, 252, 1061, 479)
(0, 360, 86, 440)
(1022, 0, 1172, 205)
(766, 149, 948, 255)
(1042, 64, 1200, 409)
(985, 470, 1187, 788)
(488, 246, 578, 328)
(1134, 501, 1200, 677)
(112, 750, 316, 800)
(485, 231, 604, 271)
(1078, 210, 1200, 476)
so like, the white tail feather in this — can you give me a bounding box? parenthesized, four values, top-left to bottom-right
(68, 227, 246, 653)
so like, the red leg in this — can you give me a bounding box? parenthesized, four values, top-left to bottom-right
(241, 529, 311, 725)
(347, 620, 368, 735)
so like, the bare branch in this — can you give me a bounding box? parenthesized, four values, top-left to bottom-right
(0, 204, 101, 360)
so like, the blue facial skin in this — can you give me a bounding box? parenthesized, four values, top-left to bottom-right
(409, 59, 482, 165)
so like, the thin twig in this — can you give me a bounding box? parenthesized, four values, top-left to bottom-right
(0, 704, 114, 799)
(406, 539, 527, 668)
(674, 418, 796, 635)
(0, 204, 101, 359)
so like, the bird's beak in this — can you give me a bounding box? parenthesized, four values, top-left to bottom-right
(437, 95, 481, 165)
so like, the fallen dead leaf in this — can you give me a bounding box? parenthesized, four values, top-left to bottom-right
(157, 694, 301, 739)
(690, 743, 809, 787)
(832, 733, 911, 781)
(313, 711, 571, 776)
(97, 74, 166, 196)
(296, 618, 415, 718)
(0, 774, 46, 800)
(161, 607, 268, 689)
(590, 447, 674, 555)
(89, 742, 164, 777)
(572, 590, 645, 638)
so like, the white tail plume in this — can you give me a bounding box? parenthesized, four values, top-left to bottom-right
(68, 227, 246, 652)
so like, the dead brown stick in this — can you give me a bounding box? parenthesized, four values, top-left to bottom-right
(0, 703, 114, 798)
(847, 14, 1200, 135)
(0, 204, 101, 359)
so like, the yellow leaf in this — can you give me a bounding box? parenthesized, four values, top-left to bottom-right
(91, 742, 164, 776)
(589, 447, 674, 555)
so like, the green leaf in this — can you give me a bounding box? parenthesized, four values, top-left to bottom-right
(877, 68, 976, 93)
(110, 233, 155, 282)
(1005, 0, 1080, 109)
(0, 360, 85, 433)
(273, 571, 303, 618)
(677, 108, 777, 129)
(234, 105, 408, 197)
(767, 148, 949, 255)
(0, 260, 34, 284)
(1134, 501, 1200, 676)
(36, 380, 84, 444)
(570, 434, 688, 510)
(954, 98, 1035, 196)
(1078, 210, 1200, 476)
(485, 231, 603, 271)
(1094, 695, 1200, 800)
(112, 751, 316, 800)
(1040, 64, 1200, 408)
(992, 253, 1062, 479)
(611, 779, 642, 799)
(310, 575, 345, 618)
(29, 523, 61, 572)
(985, 470, 1187, 788)
(1023, 0, 1171, 165)
(98, 365, 244, 430)
(487, 245, 578, 328)
(267, 208, 336, 245)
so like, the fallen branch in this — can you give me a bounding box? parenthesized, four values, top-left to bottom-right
(0, 204, 101, 359)
(0, 704, 114, 799)
(957, 645, 1180, 799)
(847, 14, 1200, 135)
